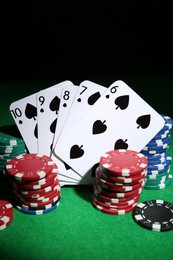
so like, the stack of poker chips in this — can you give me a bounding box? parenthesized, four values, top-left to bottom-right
(0, 200, 14, 231)
(92, 149, 148, 215)
(0, 131, 27, 172)
(3, 154, 60, 215)
(140, 114, 173, 190)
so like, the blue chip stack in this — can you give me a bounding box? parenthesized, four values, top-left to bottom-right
(140, 114, 173, 190)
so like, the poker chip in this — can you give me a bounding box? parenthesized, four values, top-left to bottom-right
(3, 153, 61, 214)
(132, 200, 173, 232)
(99, 149, 148, 176)
(144, 174, 172, 190)
(0, 131, 27, 171)
(92, 196, 137, 215)
(0, 200, 14, 230)
(5, 154, 55, 181)
(92, 149, 147, 215)
(16, 201, 59, 215)
(140, 114, 173, 190)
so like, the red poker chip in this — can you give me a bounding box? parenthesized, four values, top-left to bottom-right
(92, 196, 137, 215)
(15, 194, 60, 208)
(11, 175, 58, 191)
(100, 149, 148, 176)
(13, 179, 60, 199)
(94, 184, 141, 202)
(95, 180, 144, 198)
(97, 167, 147, 184)
(18, 165, 58, 190)
(98, 178, 145, 192)
(5, 154, 56, 181)
(96, 193, 140, 206)
(96, 169, 145, 190)
(0, 200, 14, 230)
(93, 194, 139, 209)
(17, 188, 61, 203)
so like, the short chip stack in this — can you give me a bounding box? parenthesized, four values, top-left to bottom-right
(140, 114, 173, 190)
(3, 154, 60, 215)
(92, 149, 148, 215)
(0, 131, 27, 171)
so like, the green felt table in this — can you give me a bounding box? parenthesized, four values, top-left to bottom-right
(0, 74, 173, 260)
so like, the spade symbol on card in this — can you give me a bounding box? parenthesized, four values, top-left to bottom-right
(115, 95, 129, 110)
(63, 161, 71, 170)
(136, 114, 151, 129)
(92, 120, 107, 135)
(88, 92, 101, 105)
(70, 145, 84, 159)
(25, 103, 37, 120)
(50, 118, 57, 134)
(49, 96, 60, 115)
(34, 123, 38, 139)
(114, 139, 128, 149)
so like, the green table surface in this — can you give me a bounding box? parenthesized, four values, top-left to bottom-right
(0, 74, 173, 260)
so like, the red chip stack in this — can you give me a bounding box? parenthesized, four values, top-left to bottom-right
(3, 153, 60, 215)
(92, 149, 148, 215)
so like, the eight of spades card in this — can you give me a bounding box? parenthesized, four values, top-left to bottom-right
(51, 80, 107, 184)
(54, 80, 165, 179)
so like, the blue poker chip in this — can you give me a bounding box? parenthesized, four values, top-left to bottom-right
(145, 136, 171, 148)
(146, 152, 169, 164)
(150, 114, 173, 141)
(147, 156, 172, 171)
(16, 201, 59, 215)
(141, 146, 170, 155)
(146, 168, 170, 179)
(146, 165, 171, 175)
(152, 130, 171, 140)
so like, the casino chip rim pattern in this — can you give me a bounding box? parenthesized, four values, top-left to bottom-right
(0, 200, 14, 231)
(132, 200, 173, 232)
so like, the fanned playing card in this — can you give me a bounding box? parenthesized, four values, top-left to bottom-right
(51, 80, 107, 184)
(54, 80, 165, 180)
(37, 80, 76, 157)
(10, 93, 38, 153)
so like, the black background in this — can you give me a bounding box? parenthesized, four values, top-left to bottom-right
(1, 1, 173, 81)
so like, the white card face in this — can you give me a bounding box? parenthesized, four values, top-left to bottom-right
(51, 152, 82, 181)
(57, 80, 107, 137)
(52, 83, 79, 149)
(52, 80, 107, 183)
(36, 81, 74, 156)
(54, 80, 165, 177)
(9, 80, 73, 154)
(9, 93, 38, 153)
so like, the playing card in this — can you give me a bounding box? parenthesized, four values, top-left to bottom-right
(51, 83, 80, 149)
(9, 93, 38, 153)
(54, 80, 165, 178)
(54, 80, 107, 140)
(9, 80, 73, 154)
(51, 80, 107, 183)
(37, 80, 75, 156)
(52, 151, 83, 181)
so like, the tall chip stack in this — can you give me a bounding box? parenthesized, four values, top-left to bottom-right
(3, 154, 61, 215)
(140, 114, 173, 190)
(92, 149, 148, 215)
